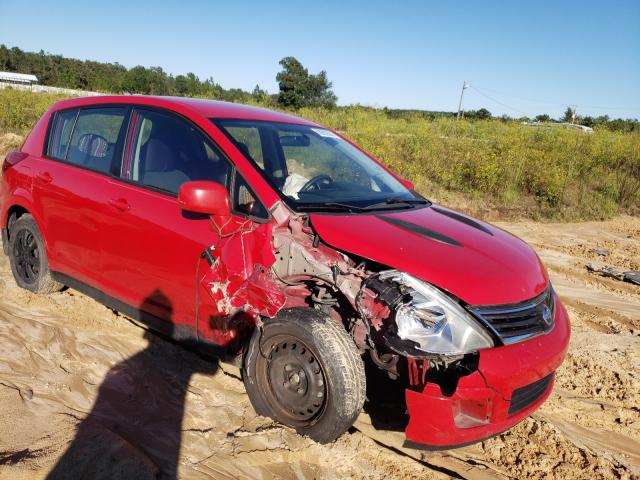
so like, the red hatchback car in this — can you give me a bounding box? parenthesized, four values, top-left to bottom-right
(1, 96, 569, 448)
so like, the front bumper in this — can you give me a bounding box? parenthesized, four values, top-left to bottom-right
(403, 296, 570, 449)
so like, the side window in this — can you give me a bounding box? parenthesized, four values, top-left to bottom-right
(124, 109, 230, 195)
(47, 109, 78, 160)
(66, 107, 128, 173)
(232, 173, 268, 220)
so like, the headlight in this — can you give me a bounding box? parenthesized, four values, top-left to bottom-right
(384, 271, 494, 355)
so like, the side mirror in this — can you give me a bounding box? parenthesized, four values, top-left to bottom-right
(399, 177, 415, 191)
(178, 181, 230, 217)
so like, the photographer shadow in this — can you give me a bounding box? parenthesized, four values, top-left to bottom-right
(47, 290, 219, 480)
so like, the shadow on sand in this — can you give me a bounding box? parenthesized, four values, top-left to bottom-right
(46, 290, 218, 480)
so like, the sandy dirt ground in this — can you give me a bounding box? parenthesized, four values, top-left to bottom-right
(0, 215, 638, 479)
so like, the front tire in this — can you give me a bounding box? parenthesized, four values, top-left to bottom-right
(8, 214, 62, 294)
(243, 308, 366, 443)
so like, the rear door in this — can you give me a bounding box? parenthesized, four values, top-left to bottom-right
(99, 107, 232, 338)
(33, 106, 129, 285)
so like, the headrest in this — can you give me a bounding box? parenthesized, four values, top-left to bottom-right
(78, 134, 108, 158)
(145, 139, 177, 172)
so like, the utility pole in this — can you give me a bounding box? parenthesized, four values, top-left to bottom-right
(457, 81, 469, 119)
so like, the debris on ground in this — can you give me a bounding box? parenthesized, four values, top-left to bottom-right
(586, 263, 640, 285)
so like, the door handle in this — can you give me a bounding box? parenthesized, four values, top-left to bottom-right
(108, 198, 131, 212)
(36, 172, 52, 184)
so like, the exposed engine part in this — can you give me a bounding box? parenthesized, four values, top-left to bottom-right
(369, 349, 400, 379)
(363, 274, 409, 309)
(271, 213, 362, 298)
(420, 354, 479, 395)
(355, 271, 411, 352)
(269, 212, 367, 328)
(311, 285, 339, 307)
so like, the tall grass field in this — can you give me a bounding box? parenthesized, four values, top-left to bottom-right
(1, 88, 638, 221)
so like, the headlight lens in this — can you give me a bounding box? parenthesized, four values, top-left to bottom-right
(385, 272, 494, 355)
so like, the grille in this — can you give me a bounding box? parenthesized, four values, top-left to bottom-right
(468, 286, 555, 345)
(508, 373, 554, 416)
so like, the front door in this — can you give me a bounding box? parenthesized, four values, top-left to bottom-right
(99, 107, 232, 341)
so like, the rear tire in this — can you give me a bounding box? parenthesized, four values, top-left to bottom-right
(8, 214, 63, 294)
(243, 308, 366, 443)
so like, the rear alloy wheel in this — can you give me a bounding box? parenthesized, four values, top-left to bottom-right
(8, 214, 62, 294)
(243, 308, 365, 443)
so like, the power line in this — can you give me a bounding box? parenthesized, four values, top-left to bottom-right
(472, 86, 568, 106)
(468, 85, 532, 116)
(471, 85, 640, 112)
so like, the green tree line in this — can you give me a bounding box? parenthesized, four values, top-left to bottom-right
(0, 45, 637, 132)
(0, 45, 259, 103)
(0, 45, 338, 109)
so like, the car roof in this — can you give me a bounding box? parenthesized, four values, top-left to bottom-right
(50, 95, 319, 126)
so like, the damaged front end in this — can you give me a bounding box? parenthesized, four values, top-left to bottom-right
(196, 201, 569, 449)
(351, 267, 569, 449)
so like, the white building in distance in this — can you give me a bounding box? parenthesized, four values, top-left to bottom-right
(0, 71, 38, 85)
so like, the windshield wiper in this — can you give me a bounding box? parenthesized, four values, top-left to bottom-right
(297, 198, 430, 214)
(361, 197, 431, 211)
(297, 202, 366, 213)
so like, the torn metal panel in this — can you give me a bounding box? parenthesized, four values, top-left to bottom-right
(207, 220, 285, 317)
(271, 213, 364, 303)
(196, 220, 285, 345)
(202, 259, 285, 318)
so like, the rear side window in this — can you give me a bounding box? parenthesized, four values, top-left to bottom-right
(47, 109, 78, 160)
(66, 107, 128, 174)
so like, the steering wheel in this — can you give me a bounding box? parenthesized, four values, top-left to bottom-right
(300, 174, 333, 192)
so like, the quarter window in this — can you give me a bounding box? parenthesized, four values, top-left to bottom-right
(66, 107, 128, 173)
(123, 109, 230, 195)
(47, 109, 78, 160)
(233, 174, 268, 220)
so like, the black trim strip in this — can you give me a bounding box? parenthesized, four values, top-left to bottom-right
(431, 206, 494, 236)
(402, 427, 508, 452)
(50, 271, 229, 358)
(508, 373, 553, 416)
(377, 215, 463, 247)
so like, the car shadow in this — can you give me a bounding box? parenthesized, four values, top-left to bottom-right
(361, 357, 410, 433)
(46, 290, 219, 480)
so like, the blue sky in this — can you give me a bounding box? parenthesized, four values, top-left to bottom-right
(1, 0, 638, 118)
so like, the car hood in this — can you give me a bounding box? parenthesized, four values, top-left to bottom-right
(309, 205, 548, 305)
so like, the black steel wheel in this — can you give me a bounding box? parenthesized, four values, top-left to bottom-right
(243, 308, 365, 443)
(262, 335, 327, 424)
(12, 228, 40, 285)
(8, 214, 63, 293)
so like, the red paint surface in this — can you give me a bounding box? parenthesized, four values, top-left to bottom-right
(178, 181, 230, 216)
(311, 206, 549, 305)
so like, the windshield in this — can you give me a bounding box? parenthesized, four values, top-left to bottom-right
(213, 119, 425, 212)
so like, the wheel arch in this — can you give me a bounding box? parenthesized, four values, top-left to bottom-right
(2, 196, 49, 258)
